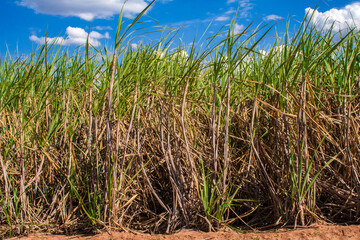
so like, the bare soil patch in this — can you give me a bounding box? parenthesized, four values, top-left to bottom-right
(7, 224, 360, 240)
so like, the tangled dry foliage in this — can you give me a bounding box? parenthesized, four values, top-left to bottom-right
(1, 4, 360, 238)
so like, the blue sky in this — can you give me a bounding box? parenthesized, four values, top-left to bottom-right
(0, 0, 359, 57)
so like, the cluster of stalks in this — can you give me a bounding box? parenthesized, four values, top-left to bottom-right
(1, 4, 360, 237)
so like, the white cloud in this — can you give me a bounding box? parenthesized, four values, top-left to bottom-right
(306, 3, 360, 32)
(234, 23, 244, 34)
(215, 15, 230, 22)
(273, 45, 285, 53)
(30, 26, 110, 47)
(176, 50, 188, 58)
(30, 35, 65, 45)
(225, 9, 236, 15)
(18, 0, 153, 21)
(258, 49, 267, 57)
(263, 14, 283, 21)
(226, 0, 254, 19)
(215, 9, 236, 22)
(239, 0, 251, 8)
(168, 18, 211, 27)
(227, 0, 252, 8)
(155, 48, 188, 60)
(93, 26, 113, 31)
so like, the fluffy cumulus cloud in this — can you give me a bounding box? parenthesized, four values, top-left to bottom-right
(306, 3, 360, 32)
(18, 0, 152, 21)
(234, 23, 244, 34)
(263, 14, 283, 21)
(30, 26, 110, 47)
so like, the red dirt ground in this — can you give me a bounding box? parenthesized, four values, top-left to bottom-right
(7, 224, 360, 240)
